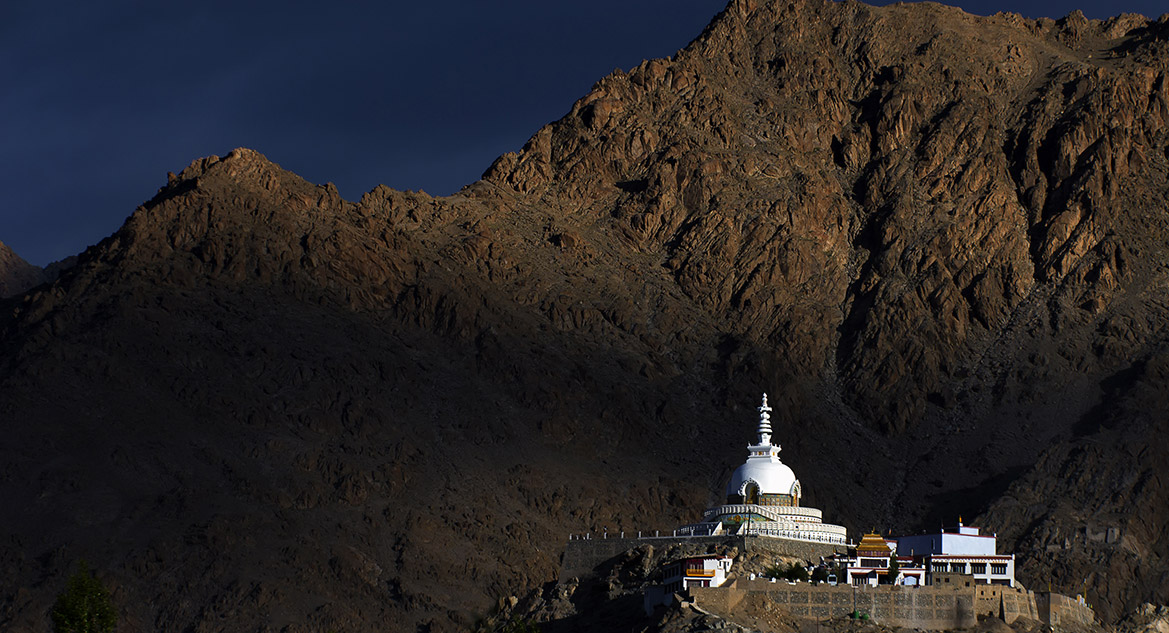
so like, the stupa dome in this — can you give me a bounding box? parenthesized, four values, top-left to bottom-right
(682, 393, 846, 540)
(722, 393, 803, 505)
(726, 459, 799, 498)
(678, 393, 847, 545)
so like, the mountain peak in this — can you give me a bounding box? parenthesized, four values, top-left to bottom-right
(0, 240, 47, 298)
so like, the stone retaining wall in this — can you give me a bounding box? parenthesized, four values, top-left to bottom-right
(692, 580, 980, 629)
(691, 579, 1096, 631)
(1038, 591, 1097, 629)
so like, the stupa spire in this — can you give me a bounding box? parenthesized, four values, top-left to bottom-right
(757, 393, 773, 447)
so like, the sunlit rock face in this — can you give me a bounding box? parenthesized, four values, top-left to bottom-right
(4, 1, 1169, 630)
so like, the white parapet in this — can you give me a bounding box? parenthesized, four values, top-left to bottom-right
(739, 521, 848, 544)
(698, 503, 848, 545)
(704, 504, 824, 521)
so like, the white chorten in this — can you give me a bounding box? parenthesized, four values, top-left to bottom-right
(724, 394, 801, 506)
(679, 394, 847, 545)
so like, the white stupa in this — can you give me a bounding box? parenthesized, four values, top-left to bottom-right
(679, 394, 848, 544)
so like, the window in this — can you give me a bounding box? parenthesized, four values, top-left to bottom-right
(971, 563, 987, 574)
(861, 558, 885, 568)
(951, 563, 966, 574)
(991, 563, 1007, 575)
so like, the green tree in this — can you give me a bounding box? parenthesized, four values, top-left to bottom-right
(783, 563, 809, 582)
(883, 556, 900, 585)
(764, 562, 809, 582)
(51, 561, 116, 633)
(811, 567, 829, 584)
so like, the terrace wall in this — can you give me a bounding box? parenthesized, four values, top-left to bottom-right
(690, 578, 1095, 631)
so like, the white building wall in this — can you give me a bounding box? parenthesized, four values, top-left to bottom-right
(895, 532, 997, 556)
(940, 533, 996, 556)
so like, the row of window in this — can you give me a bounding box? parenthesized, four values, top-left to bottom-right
(933, 562, 1008, 575)
(848, 560, 1009, 576)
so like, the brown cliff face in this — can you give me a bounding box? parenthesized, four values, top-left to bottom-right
(0, 241, 47, 298)
(3, 1, 1169, 630)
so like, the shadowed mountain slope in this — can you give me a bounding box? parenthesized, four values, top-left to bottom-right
(0, 241, 46, 298)
(3, 0, 1169, 630)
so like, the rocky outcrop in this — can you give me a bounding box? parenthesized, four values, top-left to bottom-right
(3, 1, 1169, 631)
(0, 241, 46, 298)
(981, 348, 1169, 622)
(1118, 605, 1169, 633)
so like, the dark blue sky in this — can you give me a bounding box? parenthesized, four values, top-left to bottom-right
(2, 0, 1163, 265)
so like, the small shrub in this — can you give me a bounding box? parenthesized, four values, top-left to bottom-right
(784, 563, 809, 582)
(764, 563, 809, 581)
(51, 561, 116, 633)
(500, 618, 540, 633)
(763, 564, 786, 580)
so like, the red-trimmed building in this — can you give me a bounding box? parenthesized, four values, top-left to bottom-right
(837, 522, 1017, 587)
(644, 555, 734, 614)
(895, 520, 1016, 586)
(838, 533, 926, 586)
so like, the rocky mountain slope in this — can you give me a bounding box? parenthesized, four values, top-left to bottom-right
(0, 241, 46, 298)
(2, 0, 1169, 630)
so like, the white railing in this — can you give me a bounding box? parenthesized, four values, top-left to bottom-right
(703, 504, 823, 521)
(737, 522, 849, 544)
(742, 520, 847, 536)
(566, 522, 849, 546)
